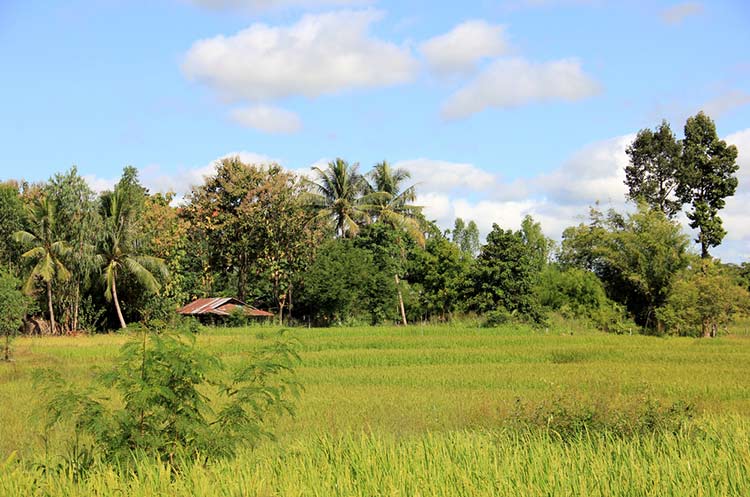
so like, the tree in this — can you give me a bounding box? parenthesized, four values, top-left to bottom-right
(451, 218, 480, 257)
(0, 271, 28, 361)
(297, 239, 379, 325)
(97, 172, 167, 329)
(521, 214, 553, 273)
(559, 204, 690, 332)
(657, 261, 750, 337)
(366, 161, 424, 325)
(45, 167, 99, 332)
(466, 224, 545, 323)
(239, 166, 323, 324)
(0, 181, 25, 272)
(305, 158, 370, 238)
(678, 112, 739, 259)
(14, 196, 71, 335)
(625, 121, 683, 218)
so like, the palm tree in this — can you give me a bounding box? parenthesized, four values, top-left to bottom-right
(305, 158, 371, 237)
(366, 161, 424, 325)
(13, 196, 71, 335)
(97, 188, 167, 329)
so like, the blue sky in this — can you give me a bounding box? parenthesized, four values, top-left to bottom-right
(2, 0, 749, 260)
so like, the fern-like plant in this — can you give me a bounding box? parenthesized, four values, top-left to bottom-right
(35, 327, 301, 464)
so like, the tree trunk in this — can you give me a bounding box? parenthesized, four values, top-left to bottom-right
(46, 279, 56, 335)
(395, 274, 407, 326)
(3, 333, 9, 361)
(112, 276, 127, 329)
(72, 280, 80, 333)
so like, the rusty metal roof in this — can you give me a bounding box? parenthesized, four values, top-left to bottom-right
(177, 297, 274, 317)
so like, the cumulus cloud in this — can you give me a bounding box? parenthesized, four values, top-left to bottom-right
(419, 20, 510, 75)
(440, 58, 601, 120)
(230, 105, 302, 134)
(701, 90, 750, 119)
(395, 158, 497, 193)
(182, 10, 417, 102)
(661, 2, 704, 25)
(185, 0, 368, 11)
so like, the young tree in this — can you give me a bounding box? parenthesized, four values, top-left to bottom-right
(625, 121, 683, 218)
(14, 196, 71, 335)
(657, 261, 750, 337)
(0, 271, 28, 361)
(678, 112, 739, 259)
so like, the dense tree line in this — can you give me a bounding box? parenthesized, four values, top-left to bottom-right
(0, 112, 747, 345)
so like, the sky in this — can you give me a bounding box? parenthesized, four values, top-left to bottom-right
(1, 0, 749, 260)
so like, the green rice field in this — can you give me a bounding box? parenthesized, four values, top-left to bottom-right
(1, 323, 750, 496)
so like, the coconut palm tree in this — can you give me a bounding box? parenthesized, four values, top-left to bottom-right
(97, 187, 167, 329)
(366, 161, 425, 325)
(305, 158, 371, 238)
(13, 196, 71, 335)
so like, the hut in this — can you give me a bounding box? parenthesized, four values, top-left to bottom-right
(177, 297, 274, 322)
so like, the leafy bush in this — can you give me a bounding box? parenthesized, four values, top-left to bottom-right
(0, 270, 29, 361)
(35, 328, 301, 464)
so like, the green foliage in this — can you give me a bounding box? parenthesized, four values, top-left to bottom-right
(678, 112, 739, 258)
(407, 234, 469, 321)
(467, 224, 546, 324)
(451, 217, 480, 257)
(0, 271, 29, 361)
(559, 204, 689, 331)
(35, 328, 301, 463)
(657, 261, 750, 336)
(625, 120, 683, 217)
(297, 239, 379, 325)
(0, 182, 25, 271)
(537, 266, 633, 333)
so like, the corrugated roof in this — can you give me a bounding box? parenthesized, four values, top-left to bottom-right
(177, 297, 274, 317)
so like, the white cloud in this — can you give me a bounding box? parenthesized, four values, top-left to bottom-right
(441, 58, 601, 120)
(419, 20, 510, 75)
(700, 90, 750, 118)
(395, 158, 497, 193)
(182, 10, 417, 102)
(721, 129, 750, 241)
(537, 134, 633, 206)
(185, 0, 368, 11)
(230, 105, 302, 134)
(661, 2, 704, 25)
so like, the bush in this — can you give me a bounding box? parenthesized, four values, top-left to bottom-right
(35, 327, 301, 465)
(0, 270, 29, 361)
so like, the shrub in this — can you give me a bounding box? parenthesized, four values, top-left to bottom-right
(35, 327, 301, 464)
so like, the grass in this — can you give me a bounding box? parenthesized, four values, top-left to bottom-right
(2, 323, 750, 495)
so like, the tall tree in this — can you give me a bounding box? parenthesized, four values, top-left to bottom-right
(305, 158, 369, 238)
(97, 172, 166, 329)
(366, 161, 424, 325)
(678, 112, 739, 259)
(14, 196, 71, 334)
(451, 218, 480, 257)
(520, 215, 553, 273)
(625, 121, 683, 218)
(45, 167, 99, 332)
(0, 181, 25, 272)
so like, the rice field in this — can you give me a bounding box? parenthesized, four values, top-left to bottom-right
(1, 323, 750, 496)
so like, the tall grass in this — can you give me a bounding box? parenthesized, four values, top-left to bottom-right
(2, 324, 750, 495)
(3, 417, 748, 497)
